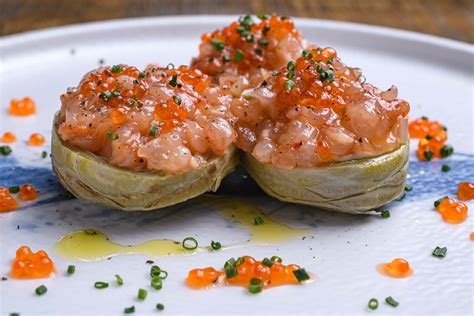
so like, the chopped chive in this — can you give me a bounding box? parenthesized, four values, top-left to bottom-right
(262, 257, 273, 267)
(94, 281, 108, 289)
(270, 256, 282, 263)
(112, 90, 121, 97)
(285, 79, 296, 91)
(432, 246, 447, 258)
(67, 265, 75, 275)
(248, 278, 263, 294)
(440, 145, 454, 158)
(287, 60, 296, 72)
(235, 257, 245, 267)
(255, 47, 263, 55)
(166, 63, 175, 70)
(234, 50, 244, 62)
(210, 241, 221, 250)
(169, 74, 178, 87)
(41, 151, 48, 158)
(150, 265, 161, 278)
(156, 303, 165, 311)
(368, 298, 378, 310)
(149, 124, 158, 137)
(106, 131, 119, 140)
(272, 71, 281, 76)
(253, 216, 264, 225)
(262, 26, 270, 35)
(441, 164, 451, 172)
(425, 134, 433, 140)
(258, 39, 269, 47)
(157, 270, 168, 280)
(111, 65, 122, 73)
(434, 196, 448, 207)
(225, 267, 238, 279)
(9, 313, 20, 316)
(0, 145, 13, 156)
(138, 71, 147, 78)
(172, 95, 182, 105)
(115, 274, 124, 285)
(124, 306, 135, 314)
(423, 150, 434, 161)
(210, 39, 225, 51)
(236, 26, 248, 36)
(327, 57, 335, 65)
(385, 296, 399, 307)
(324, 70, 334, 83)
(224, 258, 236, 269)
(404, 184, 413, 191)
(151, 277, 163, 290)
(182, 237, 198, 250)
(8, 186, 20, 194)
(421, 116, 428, 120)
(293, 268, 310, 282)
(381, 210, 390, 218)
(35, 285, 47, 295)
(257, 13, 269, 20)
(238, 15, 254, 30)
(137, 288, 148, 300)
(100, 90, 112, 101)
(302, 49, 313, 60)
(222, 55, 231, 63)
(396, 192, 406, 201)
(286, 71, 296, 79)
(245, 34, 254, 43)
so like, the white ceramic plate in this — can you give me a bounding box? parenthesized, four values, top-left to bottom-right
(0, 16, 473, 316)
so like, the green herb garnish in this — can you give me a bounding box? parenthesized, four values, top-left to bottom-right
(270, 256, 282, 263)
(156, 303, 165, 311)
(115, 274, 124, 285)
(440, 145, 453, 158)
(0, 145, 13, 156)
(138, 71, 147, 78)
(432, 246, 447, 258)
(151, 277, 163, 290)
(67, 265, 75, 275)
(293, 268, 310, 282)
(258, 39, 269, 46)
(441, 164, 451, 172)
(169, 74, 178, 87)
(137, 288, 148, 300)
(124, 306, 135, 314)
(434, 196, 448, 207)
(106, 131, 119, 140)
(149, 124, 158, 137)
(287, 60, 296, 72)
(182, 237, 198, 250)
(210, 39, 225, 51)
(385, 296, 399, 307)
(285, 79, 296, 91)
(381, 210, 390, 218)
(225, 267, 238, 278)
(94, 282, 108, 289)
(210, 241, 221, 250)
(262, 257, 273, 267)
(234, 50, 244, 62)
(111, 65, 122, 73)
(172, 95, 182, 105)
(41, 151, 48, 158)
(8, 186, 20, 194)
(302, 49, 313, 60)
(253, 216, 265, 225)
(35, 285, 47, 295)
(368, 298, 378, 310)
(248, 278, 263, 294)
(404, 184, 413, 191)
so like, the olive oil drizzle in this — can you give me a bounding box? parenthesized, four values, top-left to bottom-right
(54, 197, 313, 261)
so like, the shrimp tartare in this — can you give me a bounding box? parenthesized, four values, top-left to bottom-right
(52, 64, 238, 210)
(191, 15, 306, 95)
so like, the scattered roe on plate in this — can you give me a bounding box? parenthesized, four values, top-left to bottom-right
(457, 182, 474, 201)
(470, 232, 474, 241)
(11, 246, 55, 279)
(378, 258, 413, 278)
(1, 132, 17, 143)
(0, 187, 18, 212)
(28, 133, 46, 146)
(408, 117, 453, 161)
(9, 97, 36, 116)
(435, 197, 468, 224)
(18, 184, 38, 201)
(186, 256, 311, 293)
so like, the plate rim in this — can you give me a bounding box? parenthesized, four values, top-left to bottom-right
(1, 15, 472, 53)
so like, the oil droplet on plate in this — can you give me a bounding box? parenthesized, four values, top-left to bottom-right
(54, 196, 313, 261)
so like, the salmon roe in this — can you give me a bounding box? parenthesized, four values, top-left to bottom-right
(18, 184, 38, 201)
(378, 258, 413, 278)
(470, 232, 474, 241)
(457, 182, 474, 200)
(435, 197, 468, 224)
(28, 133, 46, 146)
(0, 187, 18, 212)
(408, 117, 445, 139)
(409, 117, 453, 161)
(186, 256, 309, 292)
(11, 246, 55, 279)
(1, 132, 17, 143)
(9, 97, 36, 116)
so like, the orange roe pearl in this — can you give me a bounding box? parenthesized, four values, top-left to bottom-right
(457, 182, 474, 200)
(379, 258, 413, 278)
(11, 246, 55, 279)
(28, 133, 46, 146)
(470, 232, 474, 241)
(185, 267, 223, 289)
(1, 132, 17, 143)
(9, 97, 36, 116)
(408, 117, 445, 139)
(18, 184, 38, 201)
(0, 187, 18, 212)
(435, 197, 468, 224)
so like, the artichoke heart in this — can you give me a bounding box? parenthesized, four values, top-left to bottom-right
(242, 145, 409, 214)
(51, 113, 239, 211)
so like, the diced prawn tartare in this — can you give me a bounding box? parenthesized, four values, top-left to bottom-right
(58, 64, 236, 174)
(191, 15, 306, 95)
(231, 47, 410, 169)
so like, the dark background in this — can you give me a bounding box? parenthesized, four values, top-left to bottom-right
(1, 0, 473, 43)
